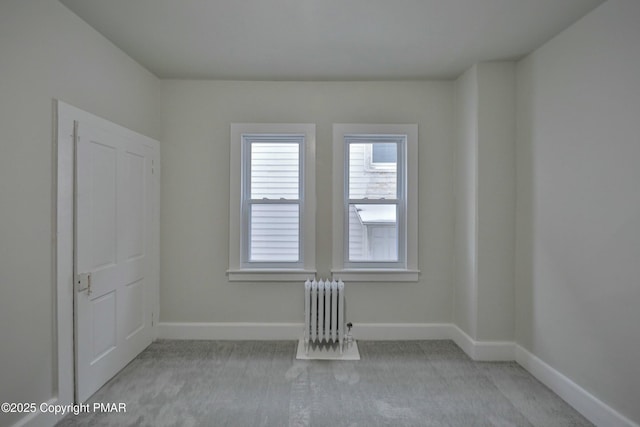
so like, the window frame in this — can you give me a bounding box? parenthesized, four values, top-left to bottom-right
(228, 123, 316, 281)
(332, 124, 419, 282)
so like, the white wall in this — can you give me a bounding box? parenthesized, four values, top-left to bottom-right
(453, 66, 478, 338)
(160, 80, 454, 325)
(0, 1, 160, 425)
(476, 62, 516, 341)
(516, 0, 640, 422)
(453, 62, 516, 342)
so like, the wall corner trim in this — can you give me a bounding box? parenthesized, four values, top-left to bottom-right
(450, 325, 516, 361)
(515, 345, 639, 427)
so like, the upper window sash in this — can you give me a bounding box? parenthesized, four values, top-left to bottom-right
(242, 134, 303, 201)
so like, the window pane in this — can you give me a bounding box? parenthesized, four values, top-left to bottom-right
(348, 204, 398, 261)
(349, 143, 397, 199)
(251, 142, 299, 199)
(372, 143, 397, 163)
(250, 204, 299, 262)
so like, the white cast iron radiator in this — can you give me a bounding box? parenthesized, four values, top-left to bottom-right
(304, 278, 345, 354)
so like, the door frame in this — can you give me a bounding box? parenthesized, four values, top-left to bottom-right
(55, 100, 160, 407)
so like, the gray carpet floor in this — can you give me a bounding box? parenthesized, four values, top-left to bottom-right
(56, 340, 593, 427)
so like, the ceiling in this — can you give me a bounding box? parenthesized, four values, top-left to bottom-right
(59, 0, 603, 80)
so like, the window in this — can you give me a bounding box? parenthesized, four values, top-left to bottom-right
(245, 136, 301, 263)
(332, 124, 419, 281)
(347, 135, 404, 264)
(228, 124, 316, 281)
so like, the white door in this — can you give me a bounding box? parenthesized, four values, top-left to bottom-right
(74, 121, 156, 402)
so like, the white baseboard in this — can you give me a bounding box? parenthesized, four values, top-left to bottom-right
(515, 345, 639, 427)
(351, 323, 453, 340)
(158, 322, 303, 340)
(158, 322, 506, 352)
(450, 325, 516, 361)
(157, 322, 454, 341)
(10, 398, 63, 427)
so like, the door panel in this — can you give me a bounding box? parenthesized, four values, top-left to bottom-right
(91, 291, 117, 360)
(121, 151, 145, 260)
(90, 141, 117, 268)
(123, 279, 144, 338)
(75, 122, 155, 403)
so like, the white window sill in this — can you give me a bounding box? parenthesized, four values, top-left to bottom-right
(227, 269, 317, 282)
(331, 269, 420, 282)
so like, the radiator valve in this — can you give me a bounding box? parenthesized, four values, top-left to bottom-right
(345, 322, 354, 347)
